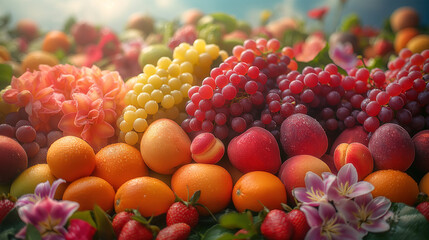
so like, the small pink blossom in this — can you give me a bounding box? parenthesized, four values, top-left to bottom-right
(307, 6, 329, 21)
(329, 42, 358, 72)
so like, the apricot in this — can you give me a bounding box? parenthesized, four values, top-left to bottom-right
(280, 113, 328, 158)
(330, 126, 369, 155)
(368, 123, 414, 171)
(140, 119, 192, 174)
(394, 28, 419, 53)
(191, 132, 224, 164)
(406, 34, 429, 53)
(228, 127, 281, 174)
(333, 143, 373, 180)
(390, 7, 419, 32)
(411, 130, 429, 173)
(278, 155, 331, 205)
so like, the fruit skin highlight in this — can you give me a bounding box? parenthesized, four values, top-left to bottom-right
(140, 119, 192, 175)
(227, 127, 281, 174)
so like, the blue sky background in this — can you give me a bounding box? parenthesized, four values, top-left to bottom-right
(1, 0, 428, 33)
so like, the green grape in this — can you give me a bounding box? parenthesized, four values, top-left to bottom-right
(124, 110, 137, 123)
(124, 90, 137, 105)
(137, 92, 151, 108)
(157, 57, 172, 69)
(148, 75, 163, 89)
(180, 61, 193, 73)
(119, 120, 133, 132)
(171, 90, 184, 105)
(160, 84, 171, 95)
(198, 52, 212, 68)
(156, 68, 168, 78)
(142, 84, 155, 93)
(116, 116, 124, 128)
(206, 44, 220, 59)
(136, 73, 148, 84)
(135, 108, 147, 119)
(143, 64, 156, 76)
(133, 118, 148, 132)
(145, 100, 158, 115)
(180, 83, 192, 98)
(185, 48, 199, 64)
(133, 83, 144, 94)
(123, 105, 137, 113)
(167, 63, 180, 77)
(165, 106, 179, 120)
(179, 73, 193, 85)
(161, 94, 175, 109)
(173, 46, 186, 60)
(168, 77, 181, 90)
(152, 109, 166, 121)
(193, 39, 206, 54)
(125, 131, 139, 145)
(119, 131, 126, 142)
(151, 89, 164, 103)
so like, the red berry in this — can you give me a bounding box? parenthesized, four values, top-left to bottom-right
(112, 211, 135, 236)
(261, 209, 294, 240)
(416, 202, 429, 222)
(156, 223, 191, 240)
(286, 209, 310, 240)
(0, 194, 15, 224)
(118, 220, 153, 240)
(166, 202, 199, 228)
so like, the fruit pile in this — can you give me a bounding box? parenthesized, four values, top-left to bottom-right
(1, 4, 429, 240)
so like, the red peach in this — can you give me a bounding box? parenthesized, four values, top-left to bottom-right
(16, 19, 38, 41)
(411, 130, 429, 173)
(191, 133, 225, 164)
(280, 113, 328, 158)
(0, 136, 28, 184)
(330, 126, 369, 155)
(278, 155, 331, 205)
(71, 21, 99, 46)
(333, 143, 373, 180)
(368, 123, 414, 171)
(227, 127, 281, 174)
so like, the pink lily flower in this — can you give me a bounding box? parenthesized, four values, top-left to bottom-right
(292, 171, 336, 206)
(16, 179, 66, 207)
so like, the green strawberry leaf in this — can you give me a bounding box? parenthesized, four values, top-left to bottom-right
(296, 43, 348, 76)
(25, 224, 42, 240)
(219, 211, 253, 230)
(201, 224, 236, 240)
(0, 208, 25, 240)
(92, 205, 115, 240)
(69, 210, 97, 228)
(0, 63, 13, 89)
(364, 203, 429, 239)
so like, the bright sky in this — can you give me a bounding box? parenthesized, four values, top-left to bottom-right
(0, 0, 428, 33)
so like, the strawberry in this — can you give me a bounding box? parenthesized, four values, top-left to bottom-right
(260, 209, 294, 240)
(286, 209, 310, 240)
(0, 194, 15, 224)
(166, 190, 200, 228)
(112, 211, 135, 236)
(156, 223, 191, 240)
(118, 219, 153, 240)
(416, 201, 429, 222)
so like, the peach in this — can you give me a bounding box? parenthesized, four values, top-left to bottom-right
(227, 127, 281, 174)
(330, 126, 369, 155)
(368, 123, 414, 171)
(390, 7, 419, 32)
(407, 34, 429, 53)
(16, 19, 38, 41)
(394, 28, 419, 53)
(126, 13, 154, 35)
(71, 21, 99, 46)
(411, 130, 429, 173)
(278, 155, 331, 205)
(333, 143, 373, 180)
(280, 113, 328, 158)
(0, 136, 28, 184)
(140, 119, 192, 174)
(191, 132, 225, 164)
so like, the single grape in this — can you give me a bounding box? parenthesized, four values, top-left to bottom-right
(22, 142, 40, 159)
(46, 131, 63, 147)
(0, 124, 15, 138)
(16, 125, 37, 143)
(231, 117, 247, 133)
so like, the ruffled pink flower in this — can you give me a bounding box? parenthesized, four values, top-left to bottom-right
(295, 33, 326, 62)
(84, 28, 121, 67)
(307, 6, 329, 21)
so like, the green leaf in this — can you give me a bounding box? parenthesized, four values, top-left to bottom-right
(69, 210, 97, 228)
(219, 211, 253, 230)
(93, 205, 115, 240)
(296, 43, 347, 75)
(0, 63, 13, 89)
(25, 224, 42, 240)
(364, 203, 429, 240)
(201, 224, 236, 240)
(282, 29, 307, 48)
(0, 207, 25, 240)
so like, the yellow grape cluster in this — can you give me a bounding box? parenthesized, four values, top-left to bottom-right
(0, 86, 18, 122)
(117, 39, 227, 146)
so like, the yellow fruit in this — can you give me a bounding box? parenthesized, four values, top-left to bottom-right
(406, 34, 429, 53)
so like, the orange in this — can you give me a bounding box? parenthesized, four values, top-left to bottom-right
(419, 172, 429, 196)
(47, 136, 96, 182)
(62, 176, 115, 212)
(21, 51, 59, 72)
(394, 28, 419, 53)
(171, 163, 233, 215)
(233, 171, 287, 213)
(114, 176, 175, 217)
(364, 169, 419, 206)
(92, 143, 149, 190)
(42, 30, 71, 53)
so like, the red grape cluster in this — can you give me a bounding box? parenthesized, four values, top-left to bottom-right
(0, 107, 63, 165)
